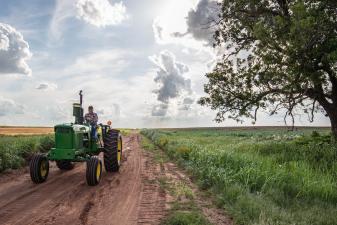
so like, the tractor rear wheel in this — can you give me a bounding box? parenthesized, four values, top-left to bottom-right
(30, 154, 49, 184)
(103, 130, 122, 172)
(56, 160, 74, 170)
(86, 156, 102, 186)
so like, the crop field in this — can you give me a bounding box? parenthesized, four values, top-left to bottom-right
(141, 128, 337, 225)
(0, 127, 54, 172)
(0, 126, 53, 136)
(0, 134, 54, 172)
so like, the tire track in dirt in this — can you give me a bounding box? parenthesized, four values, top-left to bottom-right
(137, 149, 167, 225)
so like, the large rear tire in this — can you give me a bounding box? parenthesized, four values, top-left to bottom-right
(56, 160, 74, 170)
(30, 154, 49, 184)
(103, 129, 122, 172)
(86, 156, 102, 186)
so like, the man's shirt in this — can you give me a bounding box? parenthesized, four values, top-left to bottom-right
(84, 112, 98, 125)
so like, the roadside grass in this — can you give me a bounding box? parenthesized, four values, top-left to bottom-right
(141, 136, 169, 164)
(0, 135, 54, 172)
(120, 128, 134, 136)
(141, 128, 337, 225)
(160, 175, 210, 225)
(141, 135, 211, 225)
(161, 210, 211, 225)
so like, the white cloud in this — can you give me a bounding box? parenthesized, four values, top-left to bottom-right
(150, 50, 192, 104)
(49, 0, 76, 41)
(64, 49, 131, 76)
(0, 23, 32, 76)
(180, 97, 195, 110)
(174, 0, 220, 45)
(152, 104, 168, 117)
(151, 0, 203, 48)
(183, 97, 194, 105)
(152, 0, 220, 52)
(96, 103, 121, 120)
(152, 18, 203, 50)
(149, 50, 196, 117)
(0, 96, 25, 116)
(76, 0, 128, 27)
(45, 104, 71, 122)
(36, 82, 58, 91)
(50, 0, 128, 41)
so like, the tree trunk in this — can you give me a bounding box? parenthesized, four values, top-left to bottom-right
(328, 110, 337, 141)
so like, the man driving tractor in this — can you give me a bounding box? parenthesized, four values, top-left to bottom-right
(84, 105, 98, 138)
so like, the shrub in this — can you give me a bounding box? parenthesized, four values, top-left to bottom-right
(176, 146, 192, 160)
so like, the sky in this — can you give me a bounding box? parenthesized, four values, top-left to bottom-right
(0, 0, 331, 128)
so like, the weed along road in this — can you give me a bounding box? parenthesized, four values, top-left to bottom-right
(0, 133, 168, 225)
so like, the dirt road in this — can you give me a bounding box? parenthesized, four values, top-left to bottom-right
(0, 133, 168, 225)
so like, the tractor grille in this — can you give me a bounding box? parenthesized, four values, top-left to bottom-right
(55, 127, 73, 149)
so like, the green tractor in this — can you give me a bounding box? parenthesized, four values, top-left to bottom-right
(30, 91, 123, 186)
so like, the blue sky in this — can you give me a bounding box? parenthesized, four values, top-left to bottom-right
(0, 0, 331, 128)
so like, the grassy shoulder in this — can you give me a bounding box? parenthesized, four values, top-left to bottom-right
(141, 136, 212, 225)
(0, 135, 54, 172)
(141, 128, 337, 225)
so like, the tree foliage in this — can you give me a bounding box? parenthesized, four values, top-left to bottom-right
(199, 0, 337, 135)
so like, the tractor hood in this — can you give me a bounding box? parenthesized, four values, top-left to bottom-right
(54, 123, 90, 134)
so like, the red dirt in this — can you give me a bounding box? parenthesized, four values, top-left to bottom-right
(0, 133, 167, 225)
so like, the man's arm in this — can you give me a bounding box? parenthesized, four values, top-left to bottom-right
(84, 113, 89, 123)
(93, 113, 98, 124)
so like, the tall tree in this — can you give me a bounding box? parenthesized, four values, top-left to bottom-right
(199, 0, 337, 137)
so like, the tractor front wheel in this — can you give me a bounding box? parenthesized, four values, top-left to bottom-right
(86, 156, 102, 186)
(30, 154, 49, 184)
(56, 160, 74, 170)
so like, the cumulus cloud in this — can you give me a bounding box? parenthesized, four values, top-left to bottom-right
(0, 23, 32, 75)
(76, 0, 128, 27)
(0, 96, 25, 116)
(50, 0, 128, 41)
(178, 97, 195, 111)
(149, 51, 195, 117)
(151, 104, 168, 117)
(152, 18, 203, 50)
(150, 50, 192, 104)
(183, 97, 194, 105)
(36, 82, 58, 91)
(152, 19, 164, 43)
(96, 103, 121, 119)
(173, 0, 220, 45)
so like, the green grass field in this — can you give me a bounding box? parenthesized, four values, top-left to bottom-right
(141, 128, 337, 225)
(0, 135, 54, 172)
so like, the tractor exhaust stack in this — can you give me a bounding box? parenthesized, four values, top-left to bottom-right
(73, 90, 84, 124)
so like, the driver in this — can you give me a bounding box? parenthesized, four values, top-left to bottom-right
(84, 105, 98, 138)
